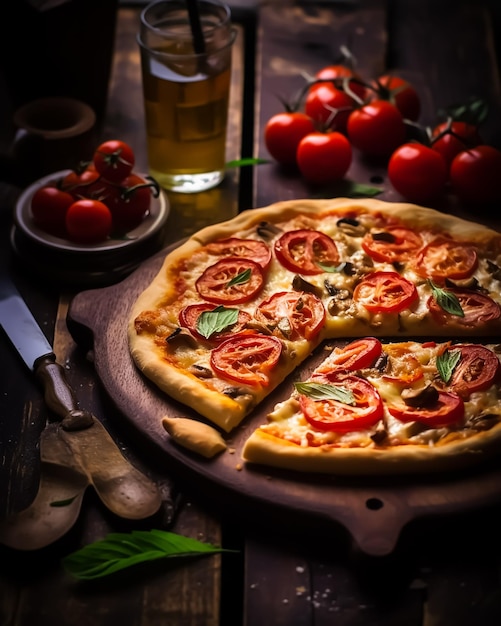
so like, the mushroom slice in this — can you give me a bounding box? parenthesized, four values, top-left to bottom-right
(401, 383, 439, 408)
(257, 220, 283, 240)
(292, 274, 323, 297)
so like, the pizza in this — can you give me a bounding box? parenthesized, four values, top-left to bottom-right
(127, 197, 501, 474)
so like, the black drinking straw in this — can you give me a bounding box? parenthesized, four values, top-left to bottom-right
(186, 0, 206, 53)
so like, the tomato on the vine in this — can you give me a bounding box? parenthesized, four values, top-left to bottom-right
(264, 112, 315, 166)
(388, 143, 448, 202)
(65, 199, 113, 244)
(92, 139, 135, 183)
(31, 186, 75, 237)
(347, 100, 405, 157)
(449, 145, 501, 205)
(314, 64, 367, 100)
(61, 167, 106, 199)
(373, 74, 421, 121)
(103, 173, 156, 232)
(304, 83, 355, 133)
(296, 131, 352, 184)
(431, 121, 482, 167)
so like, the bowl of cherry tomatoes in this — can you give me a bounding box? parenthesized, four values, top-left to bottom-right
(12, 140, 169, 286)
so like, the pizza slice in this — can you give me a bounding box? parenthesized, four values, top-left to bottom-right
(242, 338, 501, 475)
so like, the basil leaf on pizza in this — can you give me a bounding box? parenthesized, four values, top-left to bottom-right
(197, 306, 239, 339)
(294, 381, 356, 405)
(436, 348, 461, 383)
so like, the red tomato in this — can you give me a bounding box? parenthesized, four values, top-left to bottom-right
(347, 100, 406, 157)
(61, 167, 106, 199)
(275, 229, 340, 275)
(299, 372, 384, 432)
(304, 83, 355, 133)
(431, 121, 482, 167)
(361, 226, 423, 263)
(428, 290, 501, 329)
(447, 344, 501, 398)
(414, 239, 478, 280)
(315, 64, 367, 100)
(264, 112, 315, 166)
(65, 199, 113, 244)
(353, 271, 418, 313)
(195, 257, 265, 304)
(296, 131, 352, 184)
(388, 390, 464, 427)
(30, 186, 75, 237)
(103, 173, 156, 232)
(92, 139, 135, 183)
(205, 238, 272, 270)
(210, 334, 282, 387)
(254, 291, 326, 341)
(388, 143, 448, 203)
(313, 337, 383, 374)
(373, 75, 421, 121)
(450, 145, 501, 205)
(179, 303, 251, 343)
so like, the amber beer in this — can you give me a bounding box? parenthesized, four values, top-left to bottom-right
(138, 0, 234, 193)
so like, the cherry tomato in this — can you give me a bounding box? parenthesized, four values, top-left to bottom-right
(373, 75, 421, 121)
(92, 139, 135, 183)
(103, 173, 156, 232)
(450, 145, 501, 205)
(353, 271, 418, 313)
(296, 131, 352, 184)
(315, 64, 367, 100)
(210, 334, 282, 387)
(431, 121, 482, 167)
(275, 229, 340, 275)
(205, 238, 272, 270)
(65, 199, 113, 244)
(313, 337, 383, 375)
(179, 303, 251, 343)
(388, 143, 448, 203)
(428, 290, 501, 329)
(195, 257, 265, 304)
(61, 167, 106, 199)
(347, 100, 405, 157)
(361, 226, 423, 263)
(299, 371, 384, 432)
(414, 238, 478, 281)
(304, 83, 355, 133)
(388, 390, 464, 427)
(446, 344, 501, 398)
(30, 186, 75, 237)
(254, 291, 326, 341)
(264, 112, 315, 166)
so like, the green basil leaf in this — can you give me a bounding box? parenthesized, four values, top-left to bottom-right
(316, 261, 346, 273)
(294, 381, 356, 405)
(227, 268, 251, 287)
(197, 306, 239, 339)
(428, 280, 465, 317)
(62, 529, 237, 580)
(225, 157, 269, 169)
(436, 348, 462, 383)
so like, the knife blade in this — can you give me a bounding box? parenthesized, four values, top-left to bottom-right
(0, 278, 90, 427)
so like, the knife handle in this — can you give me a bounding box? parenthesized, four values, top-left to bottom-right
(34, 354, 94, 429)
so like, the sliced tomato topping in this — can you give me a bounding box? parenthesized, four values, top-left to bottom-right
(254, 291, 326, 341)
(313, 337, 383, 376)
(428, 290, 501, 328)
(210, 334, 282, 387)
(353, 271, 418, 313)
(299, 372, 384, 432)
(388, 390, 464, 427)
(447, 344, 501, 397)
(196, 257, 265, 304)
(179, 303, 251, 342)
(274, 229, 340, 275)
(205, 237, 272, 270)
(361, 226, 423, 263)
(414, 238, 478, 280)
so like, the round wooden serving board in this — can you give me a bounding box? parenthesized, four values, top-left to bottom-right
(67, 245, 501, 557)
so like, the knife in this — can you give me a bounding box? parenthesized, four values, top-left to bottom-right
(0, 271, 163, 524)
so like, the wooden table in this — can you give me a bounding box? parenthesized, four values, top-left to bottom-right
(2, 2, 501, 625)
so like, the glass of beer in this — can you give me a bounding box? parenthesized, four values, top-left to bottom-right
(138, 0, 236, 193)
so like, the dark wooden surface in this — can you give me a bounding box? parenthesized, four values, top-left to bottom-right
(2, 1, 501, 625)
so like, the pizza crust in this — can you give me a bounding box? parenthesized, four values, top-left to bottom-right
(162, 417, 227, 458)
